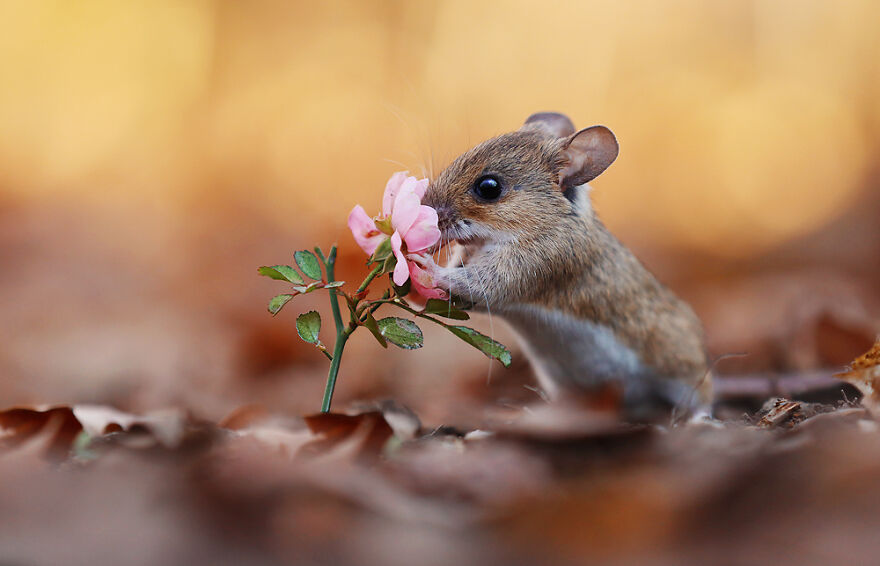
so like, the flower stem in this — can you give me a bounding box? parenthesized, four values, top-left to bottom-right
(356, 264, 384, 294)
(315, 250, 385, 412)
(322, 246, 345, 335)
(318, 245, 348, 412)
(321, 328, 350, 412)
(388, 299, 451, 329)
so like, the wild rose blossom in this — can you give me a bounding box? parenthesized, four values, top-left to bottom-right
(348, 172, 445, 299)
(263, 182, 512, 415)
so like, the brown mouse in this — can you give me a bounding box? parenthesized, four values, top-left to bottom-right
(422, 112, 711, 416)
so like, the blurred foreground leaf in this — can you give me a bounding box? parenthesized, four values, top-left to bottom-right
(835, 339, 880, 413)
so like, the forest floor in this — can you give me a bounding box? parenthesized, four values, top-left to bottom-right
(2, 345, 879, 566)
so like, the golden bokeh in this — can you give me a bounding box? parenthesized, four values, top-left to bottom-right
(0, 0, 877, 257)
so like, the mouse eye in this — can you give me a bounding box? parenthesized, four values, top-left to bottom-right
(473, 175, 503, 201)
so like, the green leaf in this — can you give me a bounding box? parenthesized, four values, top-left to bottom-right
(296, 311, 321, 343)
(376, 317, 423, 350)
(423, 298, 470, 320)
(369, 238, 393, 265)
(258, 265, 304, 285)
(295, 250, 323, 280)
(392, 276, 411, 297)
(268, 294, 294, 315)
(292, 281, 322, 294)
(447, 326, 512, 367)
(381, 253, 398, 275)
(362, 311, 387, 348)
(323, 281, 345, 288)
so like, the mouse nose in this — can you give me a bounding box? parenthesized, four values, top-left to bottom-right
(433, 204, 455, 232)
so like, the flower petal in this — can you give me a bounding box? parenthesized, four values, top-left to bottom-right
(403, 205, 440, 253)
(409, 260, 447, 299)
(348, 205, 386, 256)
(390, 184, 421, 237)
(390, 232, 409, 286)
(382, 171, 408, 217)
(412, 178, 429, 200)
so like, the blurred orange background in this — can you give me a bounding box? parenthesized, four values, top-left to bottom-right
(1, 0, 878, 421)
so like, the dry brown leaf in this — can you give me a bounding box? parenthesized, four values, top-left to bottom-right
(301, 411, 394, 462)
(72, 405, 189, 448)
(835, 339, 880, 413)
(756, 398, 803, 428)
(0, 406, 83, 460)
(220, 405, 313, 455)
(487, 402, 634, 443)
(348, 400, 422, 441)
(0, 404, 201, 460)
(219, 404, 271, 430)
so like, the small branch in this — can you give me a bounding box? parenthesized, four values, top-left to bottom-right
(315, 341, 333, 361)
(387, 299, 451, 329)
(356, 264, 384, 294)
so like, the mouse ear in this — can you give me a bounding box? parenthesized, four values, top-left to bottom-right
(558, 126, 619, 188)
(521, 112, 576, 138)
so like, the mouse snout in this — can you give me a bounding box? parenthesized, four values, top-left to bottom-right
(423, 186, 456, 232)
(432, 203, 457, 233)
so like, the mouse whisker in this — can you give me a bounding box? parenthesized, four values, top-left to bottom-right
(382, 158, 412, 172)
(459, 255, 495, 385)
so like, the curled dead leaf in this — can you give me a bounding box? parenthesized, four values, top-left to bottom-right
(835, 339, 880, 414)
(0, 404, 202, 461)
(72, 405, 190, 448)
(0, 406, 83, 461)
(301, 411, 394, 462)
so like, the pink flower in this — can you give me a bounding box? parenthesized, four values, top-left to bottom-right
(348, 172, 444, 298)
(409, 259, 446, 299)
(347, 205, 385, 256)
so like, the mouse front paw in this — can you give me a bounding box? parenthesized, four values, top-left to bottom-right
(430, 265, 476, 304)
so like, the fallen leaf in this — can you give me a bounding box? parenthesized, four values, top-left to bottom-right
(72, 405, 189, 448)
(835, 339, 880, 413)
(0, 406, 82, 460)
(348, 400, 422, 441)
(301, 411, 394, 461)
(755, 398, 803, 429)
(220, 404, 271, 430)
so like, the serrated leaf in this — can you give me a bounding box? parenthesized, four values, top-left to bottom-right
(258, 265, 304, 285)
(295, 251, 323, 280)
(376, 317, 423, 350)
(268, 294, 294, 315)
(423, 298, 470, 320)
(296, 311, 321, 343)
(447, 326, 511, 367)
(362, 311, 388, 348)
(324, 281, 345, 288)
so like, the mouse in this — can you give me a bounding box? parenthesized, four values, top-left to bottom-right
(421, 112, 711, 417)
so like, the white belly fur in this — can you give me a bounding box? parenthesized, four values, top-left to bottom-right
(500, 304, 646, 400)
